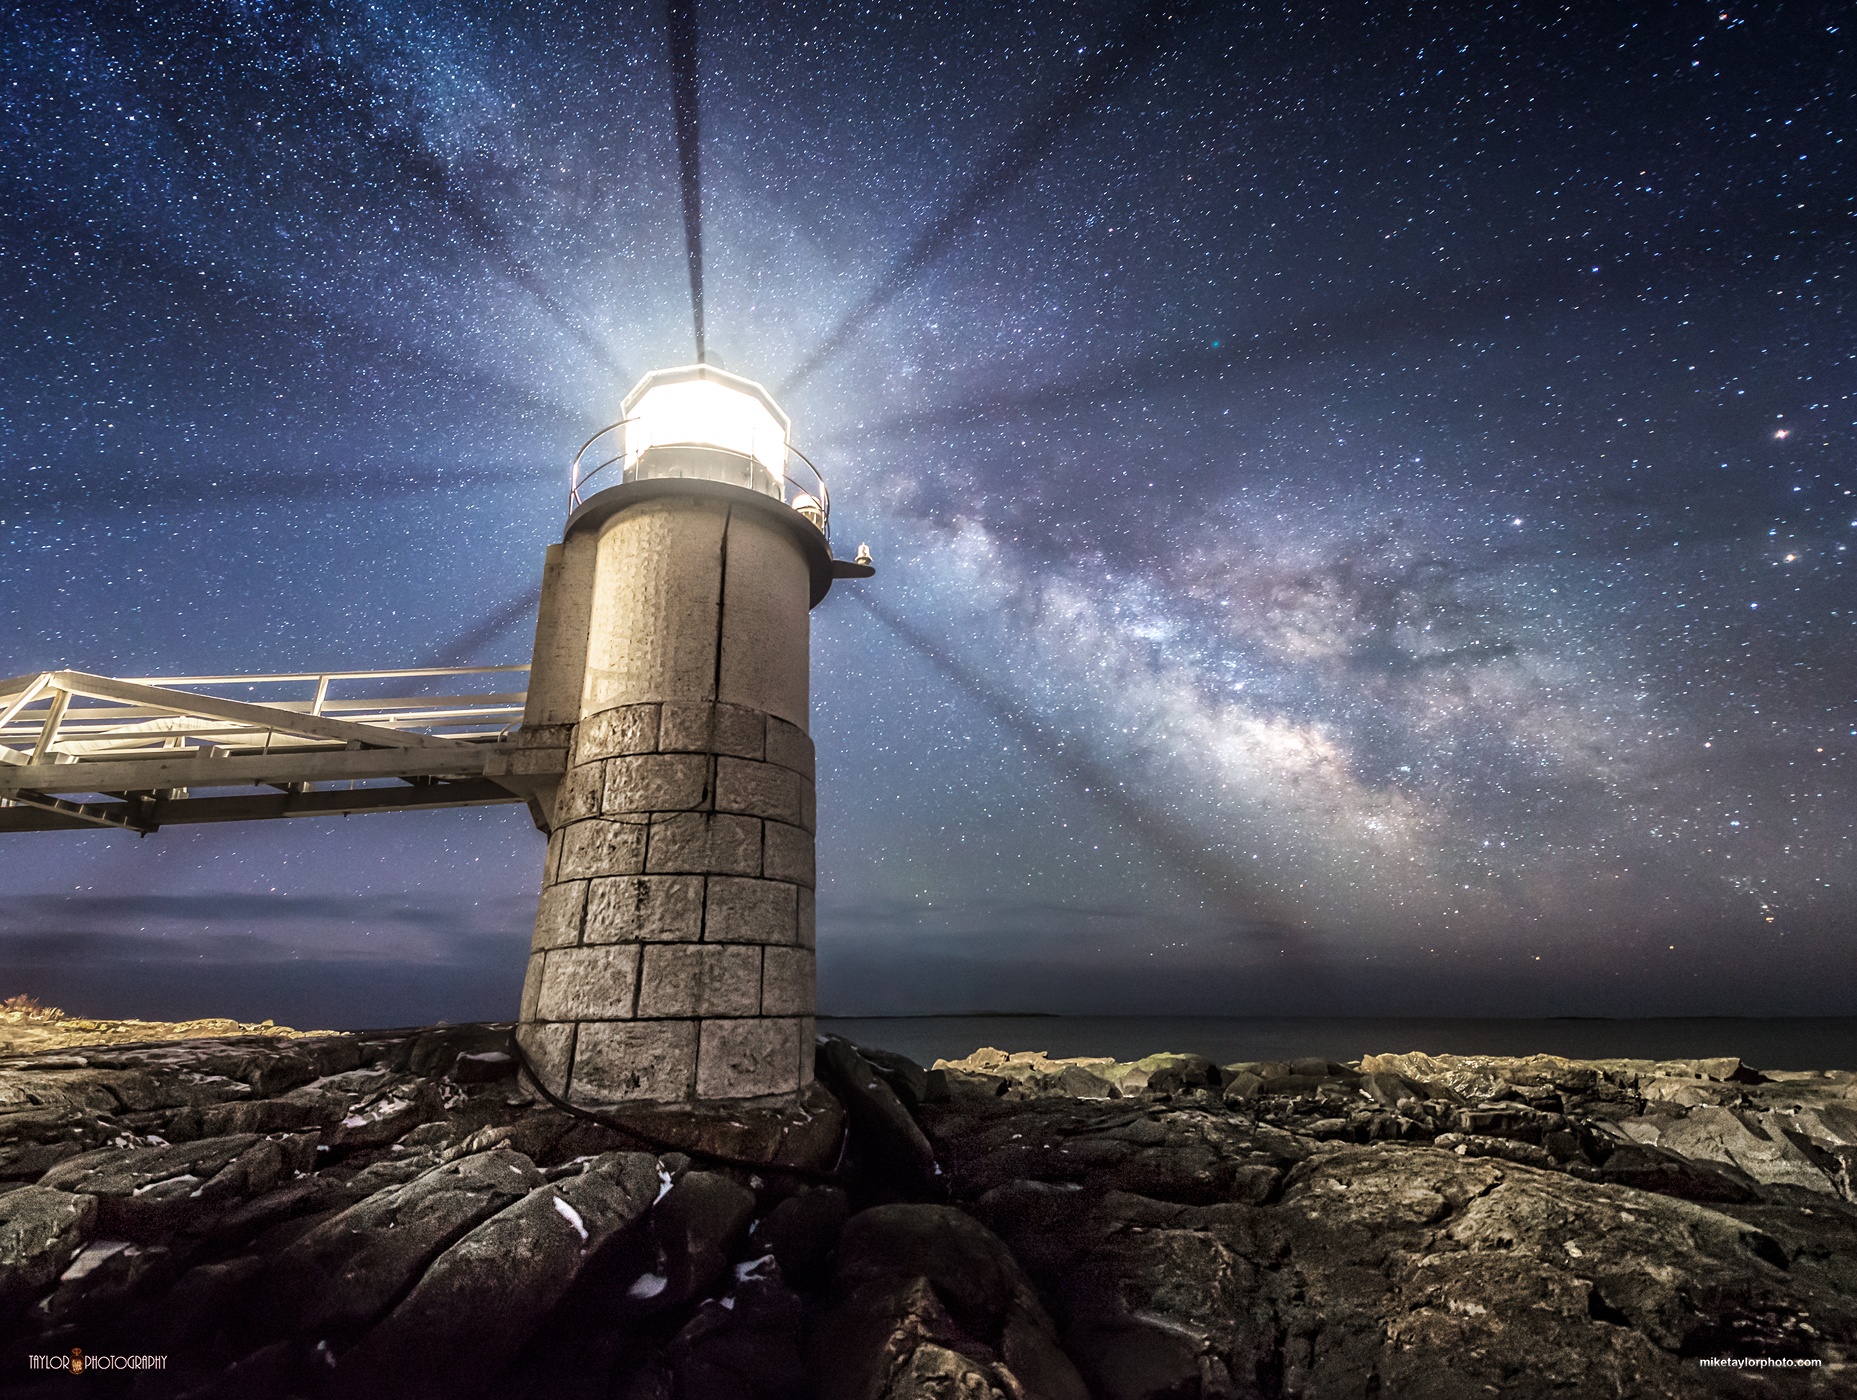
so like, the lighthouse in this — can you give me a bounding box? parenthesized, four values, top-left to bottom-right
(512, 364, 869, 1105)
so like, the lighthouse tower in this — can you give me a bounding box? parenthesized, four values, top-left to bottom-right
(513, 365, 866, 1105)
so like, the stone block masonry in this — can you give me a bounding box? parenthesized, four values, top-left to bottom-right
(515, 485, 827, 1105)
(518, 699, 816, 1104)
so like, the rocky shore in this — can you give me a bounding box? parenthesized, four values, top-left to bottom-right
(2, 1024, 1854, 1397)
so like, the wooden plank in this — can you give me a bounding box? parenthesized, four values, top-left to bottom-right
(1, 789, 149, 832)
(17, 708, 522, 749)
(47, 672, 458, 749)
(308, 692, 527, 712)
(0, 743, 497, 797)
(0, 779, 523, 832)
(124, 665, 529, 684)
(0, 674, 52, 729)
(0, 697, 526, 735)
(28, 689, 72, 764)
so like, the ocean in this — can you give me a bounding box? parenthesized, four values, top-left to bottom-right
(816, 1016, 1857, 1074)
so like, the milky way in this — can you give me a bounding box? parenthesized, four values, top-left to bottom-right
(1, 1, 1850, 1024)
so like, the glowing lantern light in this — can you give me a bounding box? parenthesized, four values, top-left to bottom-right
(622, 363, 790, 499)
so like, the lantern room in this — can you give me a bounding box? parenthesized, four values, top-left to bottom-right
(620, 363, 790, 499)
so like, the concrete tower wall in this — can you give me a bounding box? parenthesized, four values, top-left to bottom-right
(516, 493, 818, 1104)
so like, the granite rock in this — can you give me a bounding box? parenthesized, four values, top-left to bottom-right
(645, 1169, 759, 1309)
(816, 1037, 939, 1196)
(750, 1182, 850, 1290)
(333, 1151, 661, 1398)
(807, 1203, 1089, 1400)
(665, 1258, 809, 1400)
(257, 1146, 546, 1334)
(3, 1025, 1855, 1397)
(0, 1185, 97, 1308)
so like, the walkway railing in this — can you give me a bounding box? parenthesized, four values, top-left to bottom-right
(0, 666, 539, 835)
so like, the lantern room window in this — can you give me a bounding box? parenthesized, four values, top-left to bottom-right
(621, 364, 790, 499)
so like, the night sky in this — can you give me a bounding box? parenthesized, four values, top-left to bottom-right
(2, 1, 1851, 1028)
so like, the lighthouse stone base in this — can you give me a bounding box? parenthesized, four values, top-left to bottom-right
(516, 696, 817, 1104)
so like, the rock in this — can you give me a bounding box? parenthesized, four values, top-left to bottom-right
(332, 1152, 661, 1398)
(972, 1183, 1285, 1400)
(37, 1134, 267, 1237)
(59, 1068, 167, 1112)
(1641, 1075, 1738, 1107)
(875, 1339, 1008, 1399)
(935, 1050, 1118, 1091)
(1305, 1116, 1356, 1141)
(6, 1021, 1855, 1395)
(751, 1184, 850, 1290)
(612, 1359, 676, 1400)
(1657, 1106, 1842, 1195)
(1253, 1071, 1329, 1096)
(1139, 1067, 1199, 1096)
(185, 1337, 298, 1399)
(323, 1077, 445, 1151)
(451, 1050, 517, 1084)
(243, 1054, 318, 1097)
(336, 1148, 446, 1198)
(1038, 1064, 1119, 1099)
(976, 1142, 1855, 1399)
(34, 1237, 176, 1325)
(0, 1186, 97, 1308)
(0, 1068, 121, 1117)
(150, 1254, 267, 1349)
(942, 1068, 1012, 1105)
(1789, 1102, 1857, 1148)
(177, 1097, 321, 1141)
(855, 1046, 930, 1108)
(941, 1047, 1013, 1073)
(923, 1097, 1299, 1207)
(1666, 1056, 1762, 1083)
(1110, 1053, 1221, 1096)
(292, 1035, 373, 1079)
(1221, 1071, 1263, 1105)
(0, 1138, 84, 1182)
(1360, 1070, 1427, 1108)
(568, 1079, 845, 1179)
(1359, 1052, 1599, 1102)
(667, 1259, 808, 1400)
(808, 1203, 1088, 1400)
(644, 1169, 758, 1309)
(278, 1064, 399, 1105)
(407, 1023, 515, 1079)
(1234, 1059, 1286, 1079)
(1453, 1105, 1545, 1142)
(258, 1147, 545, 1333)
(1577, 1143, 1763, 1204)
(816, 1038, 938, 1193)
(199, 1133, 318, 1202)
(1432, 1133, 1557, 1169)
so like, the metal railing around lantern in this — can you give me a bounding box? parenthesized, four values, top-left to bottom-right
(568, 418, 833, 545)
